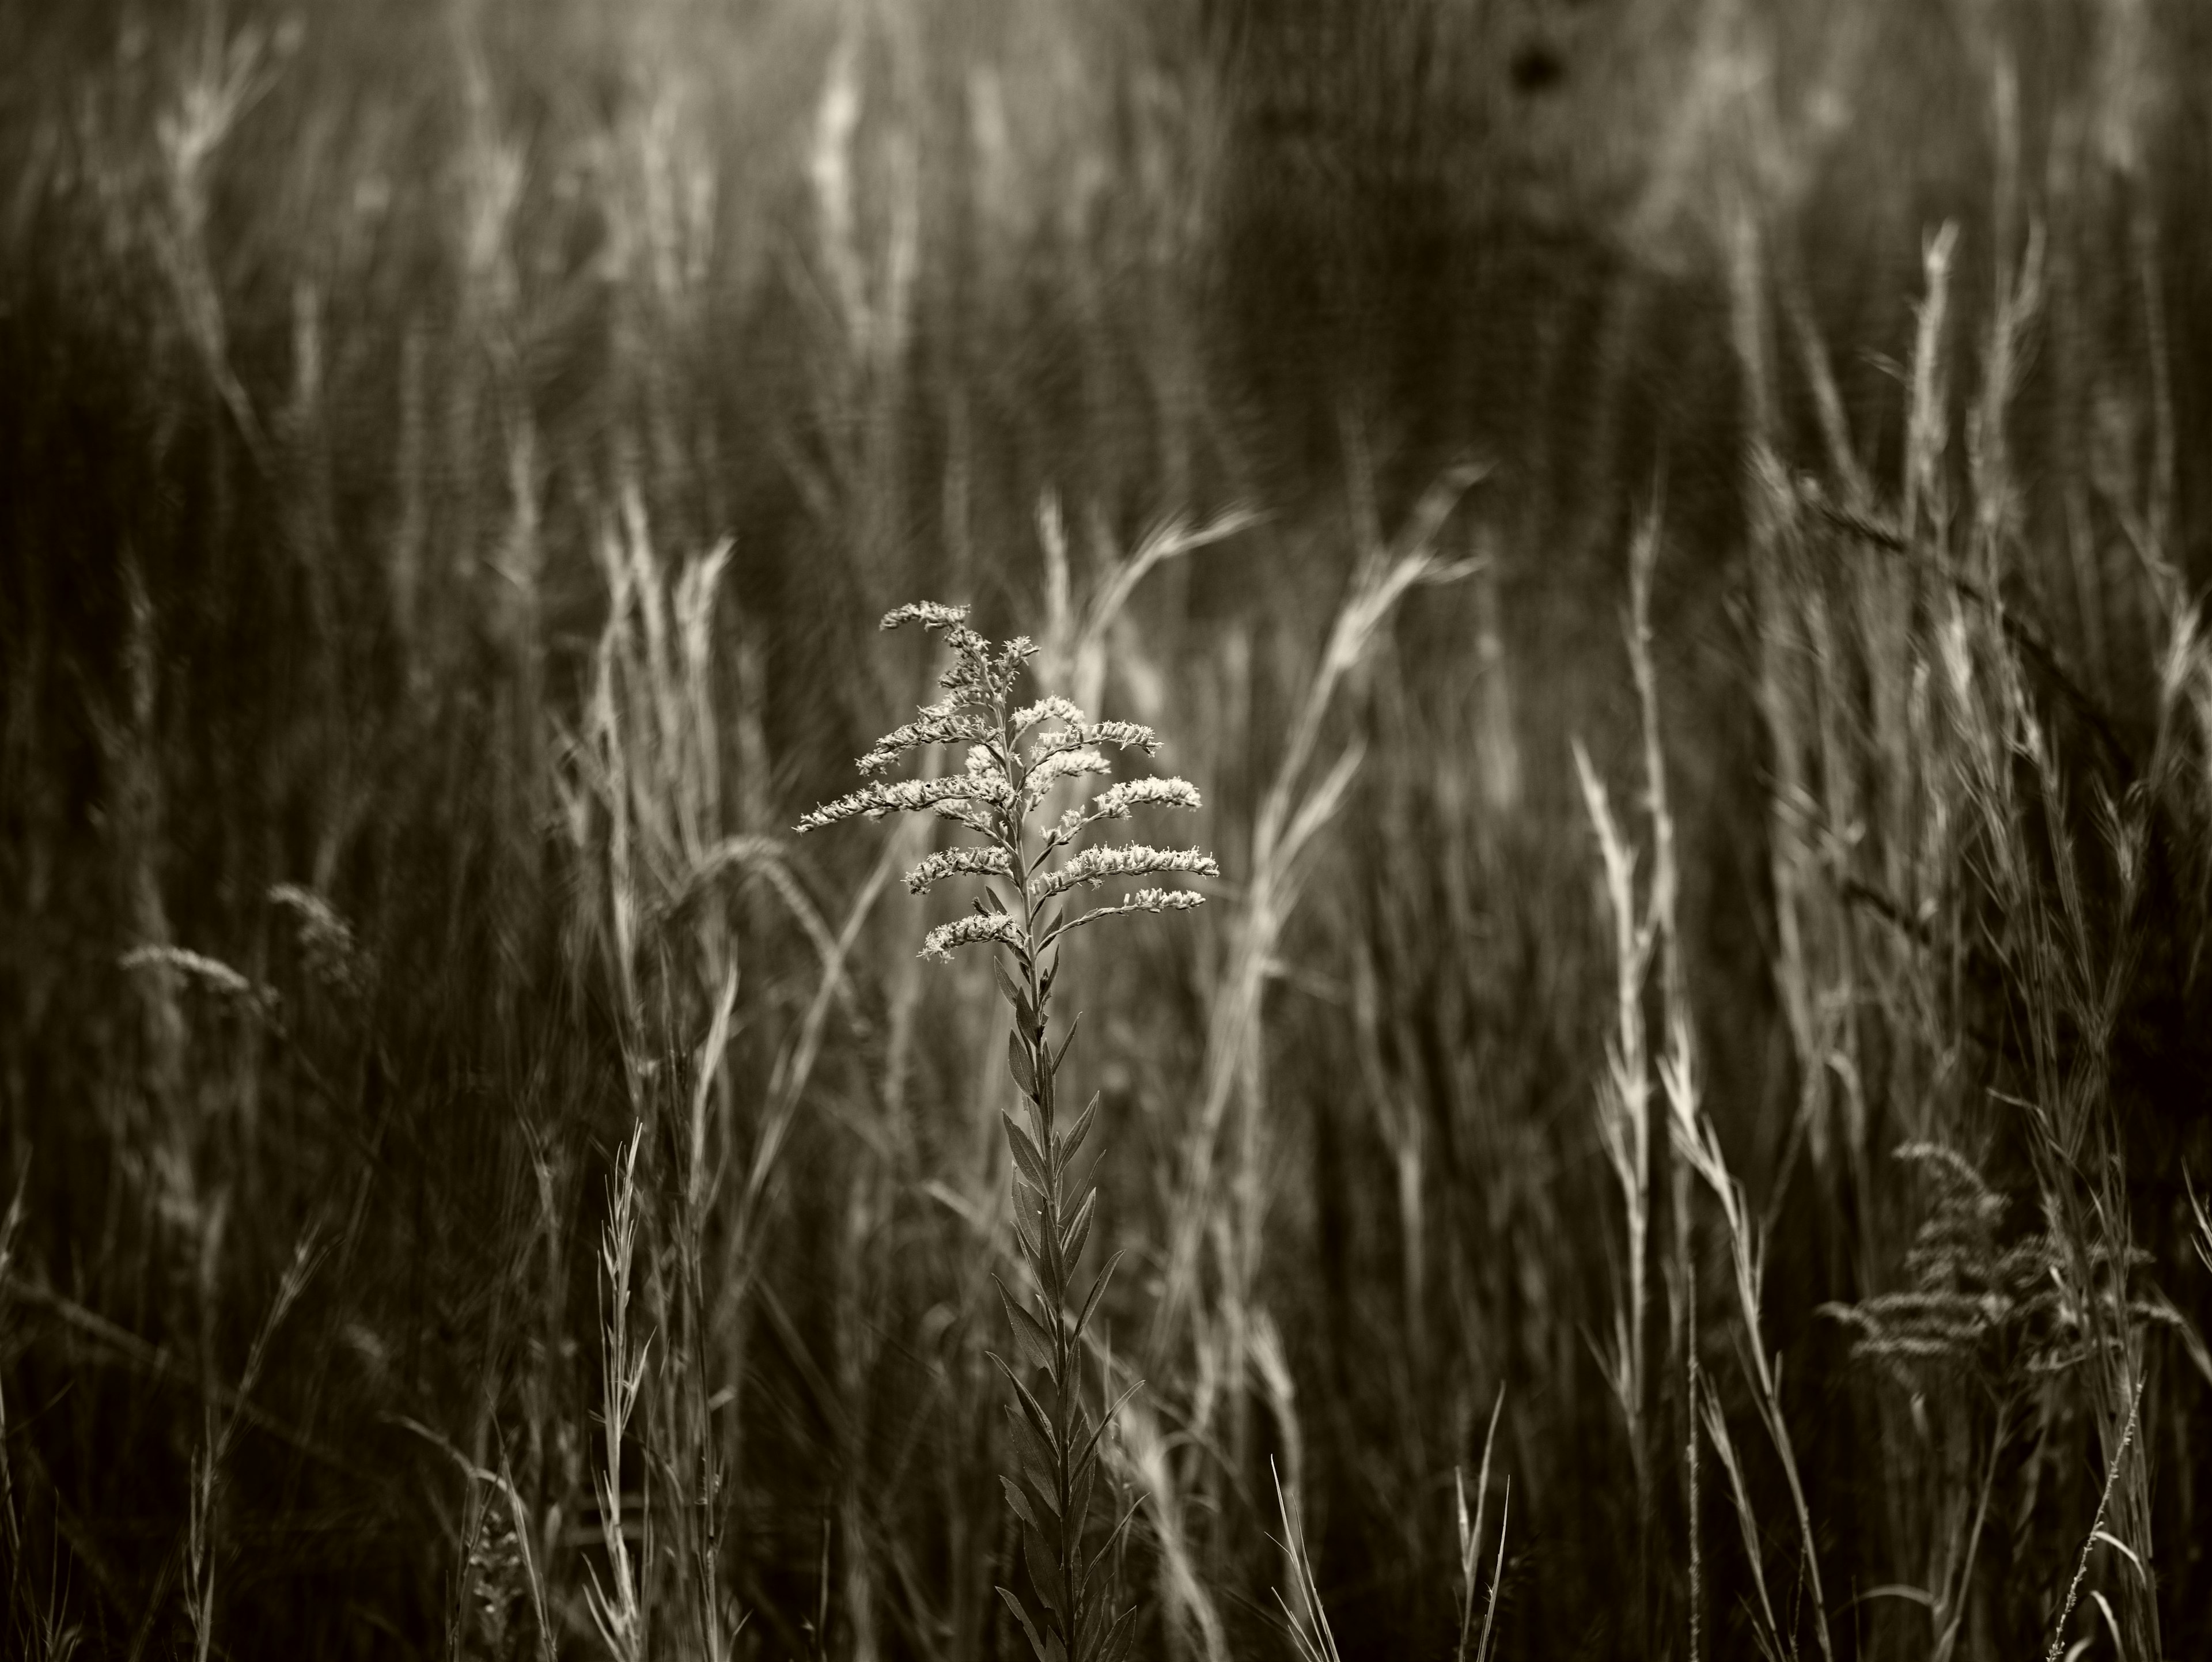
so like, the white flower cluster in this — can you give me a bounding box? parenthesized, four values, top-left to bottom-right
(920, 911, 1024, 962)
(801, 599, 1219, 958)
(931, 798, 993, 831)
(1030, 720, 1160, 764)
(905, 844, 1014, 896)
(1089, 776, 1202, 820)
(856, 704, 991, 776)
(1051, 886, 1209, 941)
(796, 770, 1013, 833)
(1031, 842, 1220, 899)
(1020, 746, 1112, 809)
(1010, 695, 1084, 733)
(1126, 887, 1207, 912)
(938, 633, 1035, 709)
(1100, 887, 1208, 918)
(880, 601, 971, 632)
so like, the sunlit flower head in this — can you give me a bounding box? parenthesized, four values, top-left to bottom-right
(797, 601, 1216, 961)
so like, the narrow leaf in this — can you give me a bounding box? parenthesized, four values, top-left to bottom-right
(995, 1274, 1061, 1379)
(1079, 1590, 1109, 1659)
(1455, 1467, 1471, 1568)
(1100, 1605, 1138, 1662)
(1001, 1474, 1041, 1535)
(1002, 1111, 1050, 1194)
(988, 1350, 1052, 1434)
(1081, 1501, 1144, 1618)
(1062, 1092, 1101, 1166)
(2092, 1529, 2145, 1577)
(1009, 1032, 1038, 1098)
(1475, 1479, 1510, 1662)
(1020, 1505, 1064, 1565)
(1060, 1187, 1097, 1270)
(1024, 1524, 1063, 1615)
(1074, 1250, 1124, 1341)
(993, 956, 1036, 1032)
(1066, 1444, 1097, 1542)
(1074, 1380, 1144, 1470)
(998, 1587, 1049, 1662)
(1011, 1200, 1043, 1266)
(1049, 1012, 1083, 1079)
(999, 1399, 1059, 1512)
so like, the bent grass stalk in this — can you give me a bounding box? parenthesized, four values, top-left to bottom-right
(1270, 1459, 1342, 1662)
(183, 1228, 321, 1662)
(1454, 1389, 1510, 1662)
(799, 602, 1217, 1662)
(2042, 1375, 2146, 1662)
(588, 1127, 652, 1662)
(1581, 514, 1835, 1662)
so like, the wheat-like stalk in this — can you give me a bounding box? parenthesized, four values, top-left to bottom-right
(800, 600, 1215, 1662)
(586, 1127, 652, 1662)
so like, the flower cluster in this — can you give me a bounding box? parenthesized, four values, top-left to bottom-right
(1021, 747, 1111, 808)
(797, 600, 1214, 963)
(796, 770, 1014, 833)
(857, 705, 991, 777)
(1031, 842, 1220, 901)
(1089, 777, 1203, 820)
(1011, 695, 1083, 732)
(1054, 887, 1209, 934)
(880, 601, 971, 632)
(921, 912, 1025, 963)
(906, 845, 1014, 897)
(1030, 719, 1160, 763)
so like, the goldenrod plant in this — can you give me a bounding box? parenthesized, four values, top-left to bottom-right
(800, 602, 1215, 1662)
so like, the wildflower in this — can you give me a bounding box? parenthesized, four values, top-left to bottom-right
(921, 912, 1024, 962)
(857, 706, 991, 776)
(796, 771, 1013, 832)
(1120, 885, 1207, 913)
(1031, 842, 1219, 900)
(796, 600, 1210, 1662)
(1011, 695, 1084, 734)
(907, 845, 1014, 896)
(1021, 746, 1112, 808)
(1052, 887, 1208, 938)
(1029, 719, 1159, 764)
(1090, 777, 1202, 820)
(880, 601, 971, 632)
(797, 601, 1214, 949)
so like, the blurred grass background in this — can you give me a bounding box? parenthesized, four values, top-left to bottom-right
(3, 0, 2212, 1656)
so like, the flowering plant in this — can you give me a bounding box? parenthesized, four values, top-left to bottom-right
(800, 601, 1215, 1662)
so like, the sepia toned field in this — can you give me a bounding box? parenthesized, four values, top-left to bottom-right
(3, 2, 2211, 1657)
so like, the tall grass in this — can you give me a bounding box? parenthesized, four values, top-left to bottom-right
(2, 1, 2211, 1659)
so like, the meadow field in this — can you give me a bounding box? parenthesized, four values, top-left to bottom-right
(3, 1, 2212, 1656)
